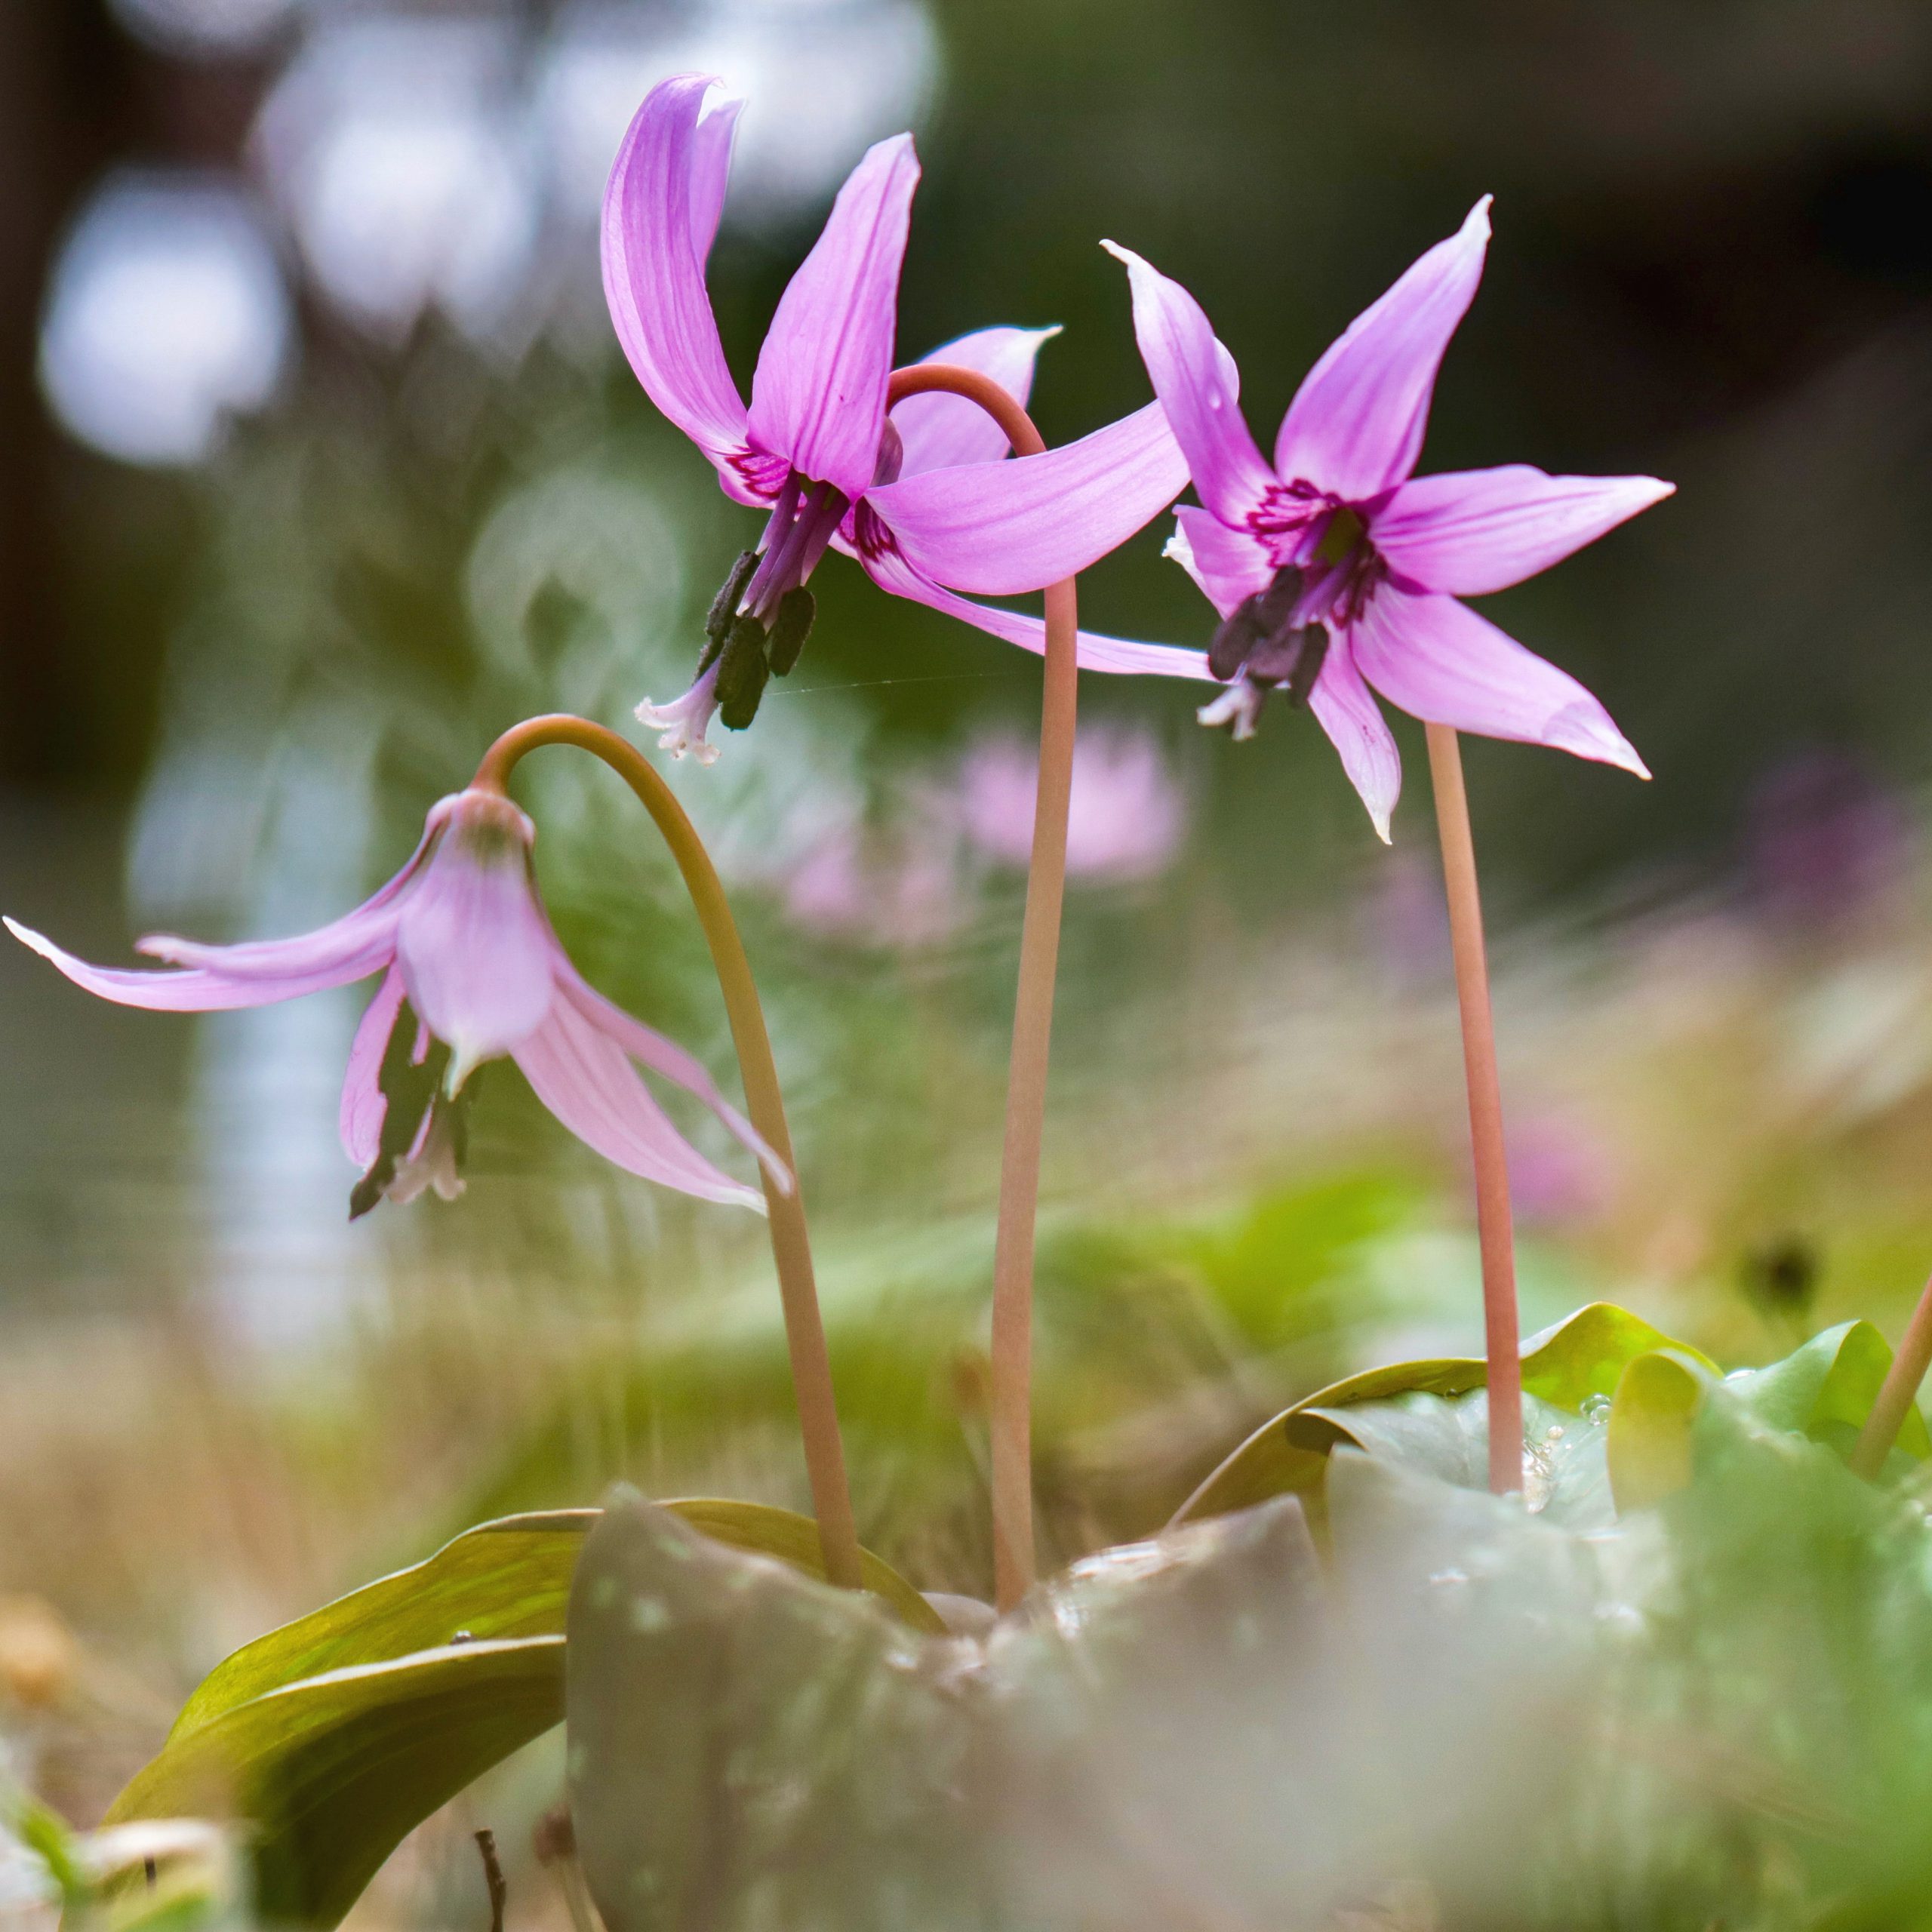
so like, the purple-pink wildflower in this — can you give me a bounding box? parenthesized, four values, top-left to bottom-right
(1106, 203, 1672, 839)
(5, 790, 784, 1215)
(605, 75, 1207, 764)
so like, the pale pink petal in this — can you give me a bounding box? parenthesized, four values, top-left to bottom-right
(1274, 199, 1492, 501)
(549, 952, 789, 1190)
(601, 76, 752, 474)
(1164, 503, 1275, 618)
(890, 325, 1060, 475)
(863, 401, 1188, 595)
(136, 811, 441, 975)
(859, 540, 1212, 679)
(1370, 464, 1675, 596)
(512, 1001, 766, 1211)
(746, 133, 920, 501)
(1102, 241, 1275, 525)
(1350, 583, 1648, 776)
(1307, 641, 1403, 843)
(392, 793, 557, 1084)
(5, 915, 389, 1011)
(340, 965, 407, 1164)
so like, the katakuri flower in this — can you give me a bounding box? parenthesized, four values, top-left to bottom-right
(1105, 202, 1672, 840)
(5, 789, 784, 1216)
(606, 74, 1206, 764)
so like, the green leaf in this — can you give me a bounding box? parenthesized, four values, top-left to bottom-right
(171, 1502, 939, 1749)
(110, 1502, 939, 1928)
(1724, 1321, 1932, 1461)
(666, 1499, 947, 1635)
(106, 1636, 566, 1927)
(1174, 1302, 1701, 1524)
(1605, 1349, 1711, 1512)
(168, 1510, 597, 1743)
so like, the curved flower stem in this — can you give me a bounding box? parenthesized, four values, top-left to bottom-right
(1851, 1272, 1932, 1478)
(472, 714, 863, 1590)
(1424, 723, 1523, 1496)
(887, 363, 1074, 1609)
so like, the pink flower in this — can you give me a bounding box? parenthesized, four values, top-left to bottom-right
(1105, 204, 1672, 840)
(605, 75, 1210, 764)
(5, 789, 784, 1216)
(780, 813, 966, 952)
(955, 724, 1188, 881)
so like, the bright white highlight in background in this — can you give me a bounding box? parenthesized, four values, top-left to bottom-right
(539, 0, 940, 227)
(108, 0, 296, 60)
(255, 14, 539, 345)
(38, 174, 293, 468)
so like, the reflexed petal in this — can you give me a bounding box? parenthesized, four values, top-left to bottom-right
(393, 792, 557, 1084)
(513, 1000, 766, 1211)
(1274, 198, 1492, 501)
(688, 94, 740, 260)
(747, 133, 920, 501)
(1371, 464, 1675, 596)
(1165, 503, 1275, 618)
(1350, 584, 1647, 775)
(891, 325, 1061, 475)
(865, 401, 1188, 595)
(340, 965, 408, 1165)
(552, 958, 790, 1190)
(860, 540, 1212, 679)
(1102, 241, 1275, 524)
(1307, 642, 1403, 843)
(602, 76, 752, 471)
(5, 915, 389, 1011)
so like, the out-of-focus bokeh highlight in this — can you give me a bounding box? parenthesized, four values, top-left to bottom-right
(6, 0, 1932, 1912)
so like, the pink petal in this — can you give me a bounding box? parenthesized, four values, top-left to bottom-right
(1307, 641, 1403, 843)
(5, 915, 391, 1011)
(392, 793, 558, 1084)
(746, 133, 920, 502)
(512, 1000, 766, 1211)
(340, 964, 407, 1164)
(1274, 199, 1492, 502)
(1349, 583, 1648, 776)
(1164, 504, 1275, 618)
(551, 956, 789, 1190)
(1370, 463, 1675, 597)
(859, 540, 1213, 679)
(135, 811, 440, 977)
(601, 76, 752, 475)
(864, 401, 1188, 595)
(1102, 241, 1275, 525)
(890, 325, 1061, 476)
(688, 93, 740, 260)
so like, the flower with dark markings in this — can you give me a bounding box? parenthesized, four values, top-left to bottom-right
(1106, 203, 1670, 839)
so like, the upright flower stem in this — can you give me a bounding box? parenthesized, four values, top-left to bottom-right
(886, 363, 1075, 1610)
(472, 715, 863, 1591)
(1424, 722, 1523, 1496)
(1851, 1272, 1932, 1478)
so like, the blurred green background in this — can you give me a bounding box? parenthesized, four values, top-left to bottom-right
(8, 0, 1932, 1869)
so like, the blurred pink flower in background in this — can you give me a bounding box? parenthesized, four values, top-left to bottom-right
(780, 809, 966, 950)
(952, 724, 1188, 881)
(1500, 1110, 1615, 1228)
(1746, 748, 1912, 934)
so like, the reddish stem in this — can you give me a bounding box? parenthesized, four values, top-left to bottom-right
(1425, 722, 1523, 1494)
(1852, 1272, 1932, 1478)
(886, 363, 1075, 1609)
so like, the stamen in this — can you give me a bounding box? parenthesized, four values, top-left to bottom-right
(714, 616, 771, 730)
(1207, 565, 1304, 681)
(702, 549, 759, 668)
(768, 588, 816, 676)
